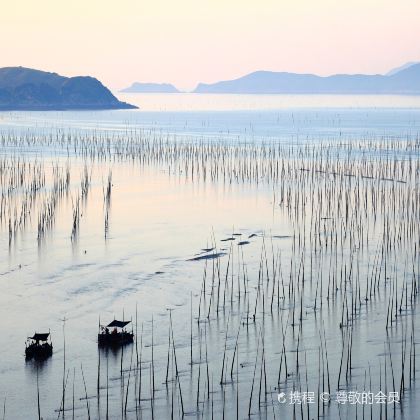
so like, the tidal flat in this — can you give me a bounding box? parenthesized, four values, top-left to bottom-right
(0, 96, 419, 419)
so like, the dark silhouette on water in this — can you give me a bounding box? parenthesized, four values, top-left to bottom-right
(188, 252, 226, 261)
(25, 332, 53, 360)
(98, 320, 134, 347)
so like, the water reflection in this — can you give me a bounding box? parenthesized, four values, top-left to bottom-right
(98, 342, 134, 361)
(24, 356, 52, 375)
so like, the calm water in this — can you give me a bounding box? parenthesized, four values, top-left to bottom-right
(0, 94, 419, 419)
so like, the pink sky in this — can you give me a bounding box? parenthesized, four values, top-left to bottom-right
(1, 0, 420, 90)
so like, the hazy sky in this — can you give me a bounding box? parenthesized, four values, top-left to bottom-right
(1, 0, 420, 90)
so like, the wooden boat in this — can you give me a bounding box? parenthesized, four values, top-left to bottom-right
(25, 332, 53, 360)
(98, 320, 134, 347)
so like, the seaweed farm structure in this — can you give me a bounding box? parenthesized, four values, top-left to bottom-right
(0, 114, 419, 419)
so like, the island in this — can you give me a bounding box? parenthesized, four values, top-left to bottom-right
(120, 82, 180, 93)
(0, 67, 137, 110)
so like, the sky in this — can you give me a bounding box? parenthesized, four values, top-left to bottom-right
(1, 0, 420, 91)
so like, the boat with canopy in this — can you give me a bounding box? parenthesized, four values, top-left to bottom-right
(98, 320, 134, 347)
(25, 332, 53, 360)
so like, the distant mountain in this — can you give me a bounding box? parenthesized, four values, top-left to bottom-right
(193, 63, 420, 94)
(121, 82, 180, 93)
(386, 62, 419, 76)
(0, 67, 137, 110)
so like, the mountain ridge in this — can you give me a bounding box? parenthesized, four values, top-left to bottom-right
(193, 63, 420, 94)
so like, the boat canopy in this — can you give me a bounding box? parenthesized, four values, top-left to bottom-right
(29, 333, 50, 342)
(107, 320, 131, 328)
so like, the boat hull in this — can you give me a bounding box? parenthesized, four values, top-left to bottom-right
(25, 343, 53, 360)
(98, 332, 134, 347)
